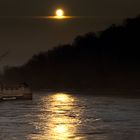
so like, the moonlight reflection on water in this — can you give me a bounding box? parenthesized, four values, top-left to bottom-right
(29, 93, 82, 140)
(0, 92, 140, 140)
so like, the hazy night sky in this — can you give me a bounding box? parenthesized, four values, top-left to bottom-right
(0, 0, 140, 68)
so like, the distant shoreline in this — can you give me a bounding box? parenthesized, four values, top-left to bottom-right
(35, 88, 140, 97)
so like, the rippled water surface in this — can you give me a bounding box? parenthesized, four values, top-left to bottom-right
(0, 91, 140, 140)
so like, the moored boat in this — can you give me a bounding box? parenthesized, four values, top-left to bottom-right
(0, 83, 32, 101)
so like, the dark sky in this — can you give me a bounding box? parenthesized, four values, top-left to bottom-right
(0, 0, 140, 68)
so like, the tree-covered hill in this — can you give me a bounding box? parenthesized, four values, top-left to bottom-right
(2, 15, 140, 89)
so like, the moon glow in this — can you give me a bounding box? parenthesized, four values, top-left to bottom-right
(56, 9, 64, 17)
(44, 8, 72, 19)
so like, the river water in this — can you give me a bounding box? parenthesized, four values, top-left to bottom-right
(0, 91, 140, 140)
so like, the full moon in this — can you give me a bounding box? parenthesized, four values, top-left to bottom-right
(56, 9, 64, 17)
(46, 8, 71, 19)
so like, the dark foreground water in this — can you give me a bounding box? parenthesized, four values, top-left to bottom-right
(0, 91, 140, 140)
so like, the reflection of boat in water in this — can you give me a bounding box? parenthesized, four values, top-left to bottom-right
(2, 97, 17, 100)
(0, 83, 32, 101)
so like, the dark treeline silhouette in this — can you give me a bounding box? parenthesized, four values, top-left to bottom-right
(2, 15, 140, 90)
